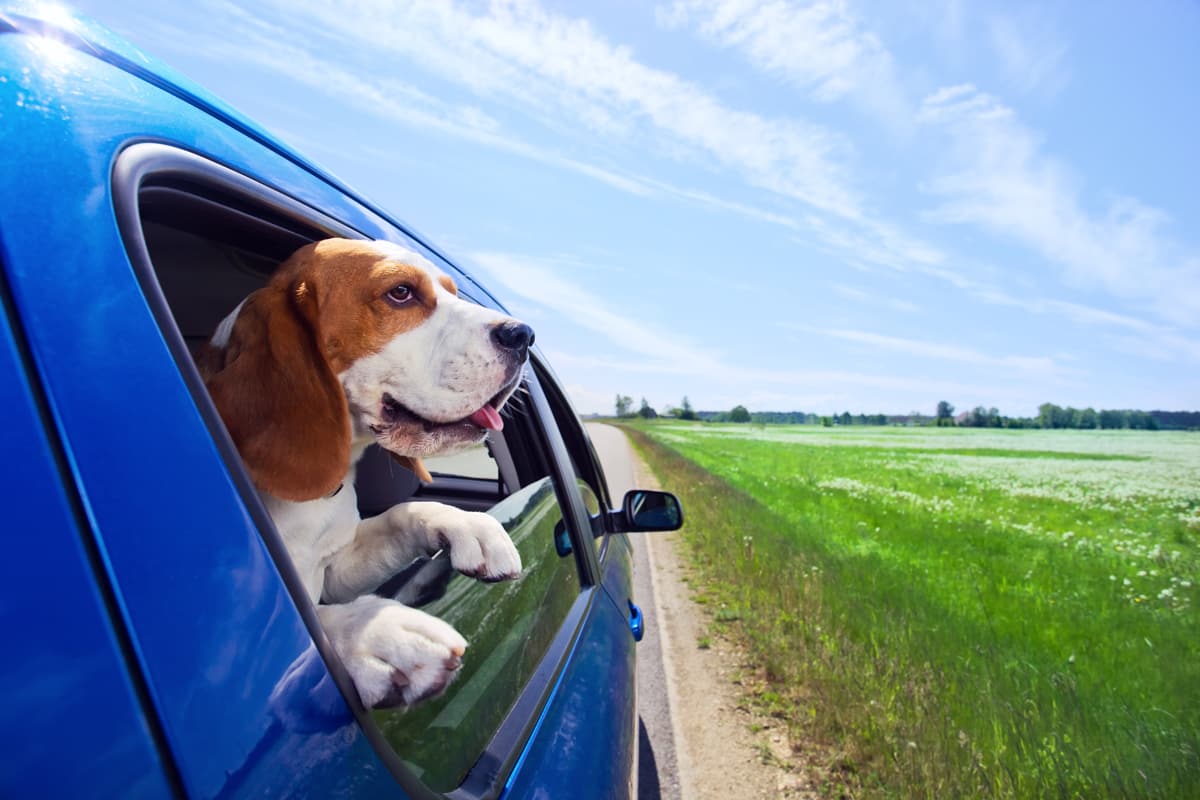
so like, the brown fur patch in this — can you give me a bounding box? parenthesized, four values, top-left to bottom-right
(438, 274, 457, 295)
(200, 279, 350, 500)
(289, 240, 439, 374)
(201, 239, 444, 500)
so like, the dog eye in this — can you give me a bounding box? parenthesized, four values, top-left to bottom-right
(385, 285, 415, 306)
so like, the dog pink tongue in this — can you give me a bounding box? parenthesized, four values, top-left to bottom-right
(469, 405, 503, 431)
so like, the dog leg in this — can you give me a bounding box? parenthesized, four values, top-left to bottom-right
(317, 595, 467, 708)
(322, 501, 522, 603)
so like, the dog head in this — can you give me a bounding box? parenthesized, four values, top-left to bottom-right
(200, 238, 532, 501)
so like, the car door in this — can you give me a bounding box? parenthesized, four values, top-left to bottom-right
(1, 24, 633, 798)
(0, 269, 177, 800)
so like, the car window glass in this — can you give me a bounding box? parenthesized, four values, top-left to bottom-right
(577, 478, 603, 542)
(373, 473, 578, 789)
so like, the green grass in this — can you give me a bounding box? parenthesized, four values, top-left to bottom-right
(624, 422, 1200, 799)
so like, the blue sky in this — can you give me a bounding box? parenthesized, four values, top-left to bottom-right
(77, 0, 1200, 417)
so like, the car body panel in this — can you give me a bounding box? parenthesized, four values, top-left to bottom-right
(0, 294, 176, 800)
(504, 591, 636, 800)
(0, 6, 640, 799)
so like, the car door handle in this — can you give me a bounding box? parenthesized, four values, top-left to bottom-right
(627, 600, 644, 642)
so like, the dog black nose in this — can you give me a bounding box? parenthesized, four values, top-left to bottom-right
(492, 321, 535, 352)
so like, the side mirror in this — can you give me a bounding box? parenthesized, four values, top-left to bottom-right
(606, 489, 684, 533)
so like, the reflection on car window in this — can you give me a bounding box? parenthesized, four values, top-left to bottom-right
(373, 475, 579, 790)
(577, 478, 603, 544)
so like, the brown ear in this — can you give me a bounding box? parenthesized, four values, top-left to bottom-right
(391, 454, 433, 484)
(203, 283, 350, 501)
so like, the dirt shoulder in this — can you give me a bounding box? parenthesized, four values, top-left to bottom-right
(629, 449, 827, 799)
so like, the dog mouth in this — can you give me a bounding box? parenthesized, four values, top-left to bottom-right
(378, 379, 519, 435)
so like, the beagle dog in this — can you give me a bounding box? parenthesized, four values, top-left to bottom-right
(200, 238, 530, 709)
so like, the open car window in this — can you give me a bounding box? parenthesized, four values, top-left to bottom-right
(115, 144, 594, 797)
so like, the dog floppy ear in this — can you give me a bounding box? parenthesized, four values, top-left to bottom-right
(202, 280, 350, 501)
(391, 454, 433, 484)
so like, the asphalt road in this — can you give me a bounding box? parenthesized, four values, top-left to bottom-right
(585, 424, 683, 800)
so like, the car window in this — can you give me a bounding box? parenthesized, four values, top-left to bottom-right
(118, 150, 590, 794)
(373, 478, 577, 788)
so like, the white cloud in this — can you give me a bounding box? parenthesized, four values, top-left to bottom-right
(829, 283, 920, 313)
(469, 251, 1008, 408)
(466, 251, 723, 373)
(806, 326, 1060, 374)
(918, 84, 1200, 327)
(986, 11, 1070, 97)
(657, 0, 910, 126)
(238, 0, 863, 220)
(180, 0, 952, 281)
(177, 6, 663, 200)
(800, 213, 945, 272)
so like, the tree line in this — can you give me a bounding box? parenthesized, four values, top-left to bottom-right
(614, 394, 748, 422)
(941, 402, 1186, 430)
(612, 395, 1199, 430)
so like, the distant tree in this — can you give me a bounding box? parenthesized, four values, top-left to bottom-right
(1099, 409, 1125, 429)
(821, 416, 833, 427)
(936, 401, 955, 427)
(637, 397, 657, 419)
(615, 394, 633, 418)
(679, 396, 696, 421)
(839, 411, 852, 426)
(963, 406, 982, 427)
(1080, 407, 1098, 429)
(729, 405, 751, 423)
(963, 406, 1003, 428)
(1151, 410, 1200, 430)
(1128, 410, 1158, 430)
(1038, 402, 1062, 429)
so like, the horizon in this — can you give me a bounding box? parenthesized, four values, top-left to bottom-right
(76, 0, 1200, 418)
(600, 403, 1199, 419)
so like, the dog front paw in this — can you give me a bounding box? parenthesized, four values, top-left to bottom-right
(436, 509, 522, 582)
(399, 503, 522, 581)
(317, 596, 468, 709)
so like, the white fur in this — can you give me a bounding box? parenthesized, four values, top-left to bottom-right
(340, 274, 516, 436)
(211, 298, 247, 348)
(219, 242, 525, 709)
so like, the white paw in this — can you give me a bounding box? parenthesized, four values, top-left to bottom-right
(317, 596, 468, 709)
(434, 509, 523, 582)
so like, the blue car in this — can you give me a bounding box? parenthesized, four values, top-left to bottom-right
(0, 5, 681, 798)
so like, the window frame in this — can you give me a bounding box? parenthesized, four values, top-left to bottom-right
(112, 141, 606, 799)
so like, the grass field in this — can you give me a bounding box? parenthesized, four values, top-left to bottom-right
(623, 422, 1199, 799)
